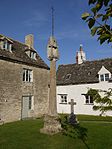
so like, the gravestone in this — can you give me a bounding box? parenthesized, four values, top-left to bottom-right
(68, 99, 76, 114)
(68, 99, 78, 125)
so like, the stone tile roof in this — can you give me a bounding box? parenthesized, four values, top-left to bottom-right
(0, 34, 49, 70)
(57, 58, 112, 85)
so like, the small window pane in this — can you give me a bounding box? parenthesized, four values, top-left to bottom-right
(61, 95, 63, 99)
(85, 95, 93, 104)
(23, 69, 33, 82)
(105, 73, 109, 81)
(23, 69, 25, 81)
(32, 52, 34, 59)
(65, 99, 67, 102)
(86, 99, 89, 104)
(30, 51, 32, 58)
(85, 95, 89, 99)
(60, 94, 67, 104)
(100, 74, 104, 81)
(26, 70, 28, 81)
(28, 51, 36, 59)
(90, 96, 93, 103)
(7, 43, 10, 50)
(3, 42, 6, 49)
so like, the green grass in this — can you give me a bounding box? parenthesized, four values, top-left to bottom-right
(0, 116, 112, 149)
(77, 114, 112, 121)
(60, 114, 112, 122)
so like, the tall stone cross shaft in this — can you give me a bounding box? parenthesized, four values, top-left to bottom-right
(40, 36, 61, 135)
(40, 8, 61, 134)
(49, 58, 57, 116)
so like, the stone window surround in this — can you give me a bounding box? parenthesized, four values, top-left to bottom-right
(85, 95, 93, 105)
(0, 39, 12, 52)
(100, 73, 110, 82)
(98, 66, 111, 82)
(58, 94, 68, 104)
(82, 94, 94, 105)
(23, 68, 33, 82)
(25, 50, 36, 60)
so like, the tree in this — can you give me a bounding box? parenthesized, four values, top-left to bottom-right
(87, 88, 112, 116)
(82, 0, 112, 44)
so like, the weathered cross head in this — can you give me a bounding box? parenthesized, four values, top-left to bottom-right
(68, 99, 76, 114)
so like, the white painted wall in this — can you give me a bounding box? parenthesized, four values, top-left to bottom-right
(57, 82, 112, 116)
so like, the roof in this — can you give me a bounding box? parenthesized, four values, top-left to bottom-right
(57, 58, 112, 85)
(0, 34, 49, 70)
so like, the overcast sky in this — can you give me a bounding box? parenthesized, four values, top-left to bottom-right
(0, 0, 111, 66)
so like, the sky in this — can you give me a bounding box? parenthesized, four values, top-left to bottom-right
(0, 0, 112, 66)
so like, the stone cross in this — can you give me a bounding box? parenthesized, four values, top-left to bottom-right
(69, 99, 76, 114)
(40, 8, 61, 134)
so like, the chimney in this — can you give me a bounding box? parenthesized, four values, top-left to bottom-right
(76, 44, 86, 64)
(25, 34, 34, 48)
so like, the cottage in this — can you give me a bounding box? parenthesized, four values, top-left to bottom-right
(57, 45, 112, 116)
(0, 34, 50, 124)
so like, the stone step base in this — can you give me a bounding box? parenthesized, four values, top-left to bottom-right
(40, 115, 62, 135)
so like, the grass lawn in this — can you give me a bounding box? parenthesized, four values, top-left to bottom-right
(0, 116, 112, 149)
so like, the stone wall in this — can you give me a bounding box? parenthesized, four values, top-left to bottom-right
(0, 59, 49, 123)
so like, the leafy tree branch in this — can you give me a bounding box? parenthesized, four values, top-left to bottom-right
(82, 0, 112, 44)
(87, 88, 112, 116)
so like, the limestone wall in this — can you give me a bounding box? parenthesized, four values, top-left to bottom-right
(0, 59, 49, 123)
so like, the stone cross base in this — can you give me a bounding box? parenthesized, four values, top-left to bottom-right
(40, 115, 62, 135)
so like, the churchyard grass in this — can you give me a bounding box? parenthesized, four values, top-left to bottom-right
(77, 114, 112, 122)
(0, 116, 112, 149)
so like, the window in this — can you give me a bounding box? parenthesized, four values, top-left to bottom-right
(85, 95, 93, 104)
(88, 71, 91, 75)
(30, 51, 36, 59)
(59, 94, 67, 104)
(100, 73, 109, 82)
(100, 74, 104, 81)
(1, 40, 12, 52)
(26, 51, 36, 60)
(65, 74, 71, 80)
(105, 73, 109, 81)
(23, 69, 33, 82)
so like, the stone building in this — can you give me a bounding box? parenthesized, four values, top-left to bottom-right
(57, 45, 112, 116)
(0, 34, 50, 124)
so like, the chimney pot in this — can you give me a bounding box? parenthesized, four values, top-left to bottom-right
(25, 34, 34, 48)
